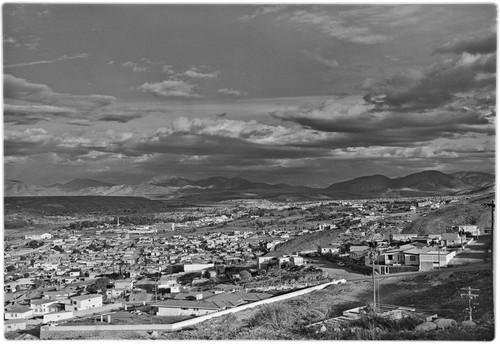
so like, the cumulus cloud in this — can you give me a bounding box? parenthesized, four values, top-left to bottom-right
(181, 68, 219, 79)
(137, 79, 202, 98)
(121, 61, 148, 73)
(434, 33, 497, 55)
(162, 65, 175, 74)
(217, 88, 248, 97)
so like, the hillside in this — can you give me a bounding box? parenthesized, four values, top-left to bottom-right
(324, 170, 494, 198)
(4, 196, 169, 216)
(274, 230, 342, 254)
(403, 200, 493, 235)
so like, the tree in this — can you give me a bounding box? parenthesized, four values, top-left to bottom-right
(240, 270, 252, 282)
(27, 240, 43, 249)
(87, 277, 109, 295)
(53, 245, 64, 253)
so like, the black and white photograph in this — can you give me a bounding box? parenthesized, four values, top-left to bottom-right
(3, 2, 496, 340)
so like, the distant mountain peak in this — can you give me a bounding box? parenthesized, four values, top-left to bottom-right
(59, 178, 116, 191)
(148, 175, 192, 187)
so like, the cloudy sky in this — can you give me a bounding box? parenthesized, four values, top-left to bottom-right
(3, 4, 496, 187)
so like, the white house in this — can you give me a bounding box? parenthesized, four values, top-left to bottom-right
(43, 311, 74, 324)
(458, 225, 480, 236)
(4, 319, 27, 333)
(66, 294, 103, 311)
(114, 279, 134, 291)
(183, 263, 215, 273)
(25, 233, 53, 240)
(153, 299, 220, 316)
(290, 256, 304, 266)
(441, 233, 465, 246)
(4, 306, 34, 320)
(318, 245, 341, 255)
(30, 299, 59, 316)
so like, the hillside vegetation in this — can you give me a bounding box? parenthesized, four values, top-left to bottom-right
(157, 269, 494, 340)
(403, 200, 492, 235)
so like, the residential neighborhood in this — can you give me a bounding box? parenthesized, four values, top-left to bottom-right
(4, 193, 491, 338)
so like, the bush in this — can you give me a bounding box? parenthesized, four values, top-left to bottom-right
(248, 304, 295, 331)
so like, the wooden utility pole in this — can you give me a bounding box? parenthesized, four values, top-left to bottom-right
(460, 287, 479, 321)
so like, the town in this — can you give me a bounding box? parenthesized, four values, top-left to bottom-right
(4, 194, 492, 339)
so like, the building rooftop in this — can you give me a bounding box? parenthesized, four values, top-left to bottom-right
(6, 306, 32, 313)
(71, 294, 102, 301)
(153, 299, 220, 310)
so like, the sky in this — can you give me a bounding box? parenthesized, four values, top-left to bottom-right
(3, 3, 496, 187)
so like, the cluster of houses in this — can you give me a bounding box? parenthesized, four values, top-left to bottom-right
(318, 225, 479, 274)
(4, 274, 275, 332)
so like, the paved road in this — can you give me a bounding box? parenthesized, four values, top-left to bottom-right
(347, 262, 492, 283)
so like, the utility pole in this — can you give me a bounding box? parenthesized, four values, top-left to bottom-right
(483, 201, 495, 235)
(278, 259, 282, 285)
(483, 200, 494, 262)
(461, 287, 479, 321)
(368, 245, 378, 313)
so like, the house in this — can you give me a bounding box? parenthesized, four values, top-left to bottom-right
(25, 232, 53, 240)
(153, 299, 221, 316)
(183, 263, 215, 273)
(213, 284, 243, 294)
(43, 311, 74, 324)
(441, 233, 465, 246)
(4, 319, 27, 333)
(4, 306, 34, 320)
(66, 294, 103, 311)
(457, 225, 480, 236)
(390, 234, 418, 242)
(206, 270, 217, 279)
(418, 248, 456, 270)
(349, 245, 369, 260)
(290, 256, 304, 266)
(42, 289, 76, 301)
(402, 247, 455, 271)
(318, 245, 341, 255)
(106, 288, 125, 299)
(114, 279, 134, 292)
(68, 269, 81, 277)
(30, 299, 59, 316)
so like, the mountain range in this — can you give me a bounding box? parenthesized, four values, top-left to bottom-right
(4, 170, 495, 201)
